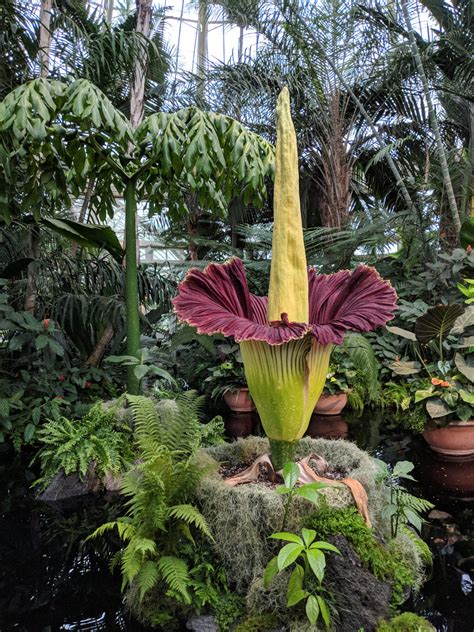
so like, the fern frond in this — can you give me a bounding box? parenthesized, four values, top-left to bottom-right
(401, 525, 433, 566)
(158, 555, 191, 604)
(136, 559, 160, 602)
(168, 504, 213, 540)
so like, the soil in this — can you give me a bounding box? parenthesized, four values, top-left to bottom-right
(325, 535, 392, 632)
(218, 458, 348, 489)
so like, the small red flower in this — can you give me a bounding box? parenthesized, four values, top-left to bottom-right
(43, 318, 50, 329)
(58, 375, 65, 382)
(467, 244, 472, 254)
(84, 381, 93, 389)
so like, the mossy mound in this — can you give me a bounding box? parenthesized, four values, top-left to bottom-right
(194, 437, 427, 630)
(376, 612, 436, 631)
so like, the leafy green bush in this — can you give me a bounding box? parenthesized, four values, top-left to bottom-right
(377, 612, 435, 631)
(35, 400, 133, 489)
(90, 392, 224, 615)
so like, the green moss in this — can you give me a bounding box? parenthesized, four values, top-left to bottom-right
(233, 613, 279, 632)
(306, 505, 420, 608)
(377, 612, 435, 631)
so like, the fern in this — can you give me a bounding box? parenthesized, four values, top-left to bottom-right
(343, 334, 382, 407)
(90, 390, 218, 605)
(401, 525, 433, 566)
(35, 401, 134, 489)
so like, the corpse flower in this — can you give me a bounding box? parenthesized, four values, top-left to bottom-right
(173, 88, 397, 469)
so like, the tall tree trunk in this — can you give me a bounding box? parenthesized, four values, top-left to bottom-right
(400, 0, 461, 238)
(25, 0, 53, 313)
(461, 103, 474, 220)
(196, 0, 208, 104)
(285, 4, 417, 216)
(39, 0, 52, 77)
(125, 0, 153, 394)
(24, 223, 40, 313)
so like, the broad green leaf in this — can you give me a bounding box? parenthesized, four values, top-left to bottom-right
(43, 218, 124, 263)
(134, 364, 149, 381)
(48, 338, 64, 356)
(296, 485, 323, 505)
(386, 325, 416, 341)
(105, 355, 139, 365)
(282, 462, 299, 489)
(287, 564, 305, 605)
(24, 423, 35, 442)
(456, 403, 473, 421)
(426, 398, 451, 418)
(301, 528, 316, 548)
(317, 595, 331, 628)
(403, 508, 422, 532)
(263, 557, 279, 588)
(35, 334, 49, 350)
(415, 305, 465, 344)
(287, 588, 308, 607)
(452, 306, 474, 334)
(389, 360, 421, 375)
(393, 461, 415, 477)
(147, 366, 175, 383)
(459, 389, 474, 405)
(310, 541, 341, 554)
(415, 388, 435, 403)
(306, 548, 326, 582)
(277, 543, 303, 571)
(455, 353, 474, 382)
(270, 532, 303, 545)
(460, 217, 474, 250)
(305, 594, 320, 625)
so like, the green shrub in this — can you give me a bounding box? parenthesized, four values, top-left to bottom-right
(377, 612, 435, 631)
(35, 400, 134, 489)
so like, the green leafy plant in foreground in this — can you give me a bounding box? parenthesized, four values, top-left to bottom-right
(277, 461, 329, 530)
(375, 460, 434, 539)
(263, 527, 339, 629)
(35, 400, 133, 489)
(376, 611, 435, 631)
(89, 393, 219, 605)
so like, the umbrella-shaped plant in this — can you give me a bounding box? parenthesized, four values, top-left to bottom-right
(173, 88, 397, 470)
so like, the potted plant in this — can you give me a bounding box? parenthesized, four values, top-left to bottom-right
(205, 343, 255, 412)
(314, 362, 352, 415)
(388, 304, 474, 458)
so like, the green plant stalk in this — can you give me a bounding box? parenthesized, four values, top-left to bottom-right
(125, 179, 141, 394)
(269, 439, 297, 471)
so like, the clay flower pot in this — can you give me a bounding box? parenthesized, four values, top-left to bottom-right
(223, 387, 256, 413)
(422, 421, 474, 459)
(314, 392, 348, 416)
(306, 414, 349, 439)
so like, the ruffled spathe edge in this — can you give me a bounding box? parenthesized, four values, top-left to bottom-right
(172, 257, 310, 345)
(172, 258, 397, 346)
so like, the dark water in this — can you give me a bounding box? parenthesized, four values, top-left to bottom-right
(1, 411, 473, 632)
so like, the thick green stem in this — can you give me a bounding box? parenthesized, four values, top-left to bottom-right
(269, 439, 298, 471)
(125, 180, 141, 394)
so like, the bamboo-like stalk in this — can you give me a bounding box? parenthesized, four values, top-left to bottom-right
(39, 0, 52, 77)
(125, 0, 153, 393)
(400, 0, 461, 235)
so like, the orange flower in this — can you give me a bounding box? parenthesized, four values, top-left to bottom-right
(43, 318, 50, 329)
(441, 381, 451, 388)
(431, 377, 443, 386)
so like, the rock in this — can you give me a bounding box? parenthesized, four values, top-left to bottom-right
(186, 615, 219, 632)
(325, 535, 391, 632)
(428, 509, 452, 521)
(39, 463, 100, 502)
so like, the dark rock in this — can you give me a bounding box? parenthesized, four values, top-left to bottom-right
(38, 464, 100, 503)
(186, 614, 219, 632)
(325, 535, 391, 632)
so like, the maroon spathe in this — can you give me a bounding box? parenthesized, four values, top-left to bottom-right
(172, 257, 397, 346)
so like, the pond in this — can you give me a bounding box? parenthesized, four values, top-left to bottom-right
(1, 411, 473, 632)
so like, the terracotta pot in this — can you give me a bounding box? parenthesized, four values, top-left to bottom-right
(223, 387, 255, 413)
(422, 421, 474, 459)
(314, 392, 348, 416)
(224, 413, 256, 438)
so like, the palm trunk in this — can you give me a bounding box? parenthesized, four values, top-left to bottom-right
(86, 324, 114, 367)
(196, 0, 208, 104)
(461, 104, 473, 220)
(24, 223, 40, 313)
(285, 4, 416, 216)
(125, 0, 153, 393)
(39, 0, 52, 77)
(400, 0, 461, 237)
